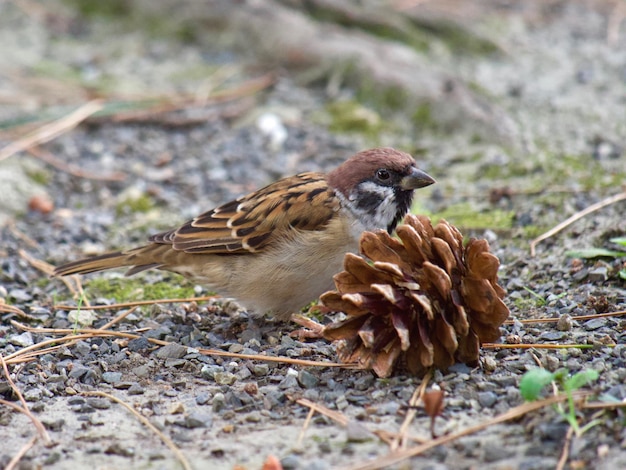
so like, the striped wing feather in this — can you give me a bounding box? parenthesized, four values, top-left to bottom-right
(150, 172, 340, 254)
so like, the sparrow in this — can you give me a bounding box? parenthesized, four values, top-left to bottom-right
(54, 147, 435, 320)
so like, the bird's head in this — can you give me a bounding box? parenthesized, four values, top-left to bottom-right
(327, 147, 435, 233)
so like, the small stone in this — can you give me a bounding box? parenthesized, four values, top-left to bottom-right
(155, 343, 188, 359)
(8, 288, 32, 302)
(102, 372, 123, 384)
(104, 443, 134, 457)
(169, 402, 185, 414)
(68, 309, 97, 326)
(345, 420, 373, 442)
(482, 356, 497, 372)
(253, 364, 270, 376)
(212, 392, 226, 412)
(42, 419, 65, 431)
(196, 392, 211, 405)
(128, 337, 151, 352)
(24, 388, 43, 402)
(245, 411, 261, 423)
(214, 371, 237, 385)
(201, 364, 224, 380)
(281, 455, 301, 470)
(587, 267, 608, 283)
(477, 391, 498, 408)
(127, 384, 145, 395)
(183, 412, 212, 428)
(584, 318, 607, 330)
(9, 332, 34, 347)
(539, 331, 568, 341)
(556, 314, 573, 331)
(86, 398, 111, 410)
(297, 370, 319, 389)
(132, 364, 151, 378)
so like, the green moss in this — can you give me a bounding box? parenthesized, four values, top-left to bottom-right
(116, 193, 155, 216)
(63, 0, 130, 18)
(327, 100, 383, 136)
(85, 276, 196, 302)
(431, 203, 514, 230)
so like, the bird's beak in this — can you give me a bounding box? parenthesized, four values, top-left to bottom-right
(400, 167, 436, 190)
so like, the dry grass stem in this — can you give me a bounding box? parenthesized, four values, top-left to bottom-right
(53, 295, 218, 311)
(4, 435, 37, 470)
(0, 100, 103, 162)
(83, 391, 192, 470)
(0, 355, 52, 446)
(9, 322, 354, 369)
(556, 426, 575, 470)
(0, 303, 37, 321)
(391, 370, 431, 450)
(297, 406, 317, 447)
(20, 250, 88, 304)
(28, 145, 127, 181)
(505, 309, 626, 325)
(530, 191, 626, 256)
(344, 391, 590, 470)
(482, 343, 610, 350)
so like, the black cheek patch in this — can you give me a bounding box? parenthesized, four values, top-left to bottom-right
(355, 191, 383, 210)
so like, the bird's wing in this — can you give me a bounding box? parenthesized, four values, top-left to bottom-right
(149, 172, 340, 254)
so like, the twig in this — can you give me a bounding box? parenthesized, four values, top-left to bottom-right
(0, 355, 52, 446)
(0, 303, 38, 321)
(482, 343, 603, 350)
(296, 398, 350, 426)
(9, 322, 356, 369)
(4, 435, 38, 470)
(27, 145, 127, 181)
(83, 391, 192, 470)
(344, 391, 590, 470)
(297, 406, 317, 447)
(556, 426, 574, 470)
(391, 370, 431, 450)
(53, 295, 218, 311)
(505, 309, 626, 325)
(19, 250, 90, 307)
(530, 192, 626, 256)
(0, 100, 103, 162)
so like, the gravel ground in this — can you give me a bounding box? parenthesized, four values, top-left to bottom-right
(1, 1, 626, 469)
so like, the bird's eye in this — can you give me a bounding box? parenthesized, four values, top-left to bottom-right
(376, 169, 390, 181)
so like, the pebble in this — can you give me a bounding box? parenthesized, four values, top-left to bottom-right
(86, 398, 111, 410)
(183, 412, 213, 428)
(588, 267, 608, 282)
(297, 370, 319, 389)
(102, 372, 123, 384)
(345, 420, 373, 442)
(155, 343, 188, 359)
(584, 318, 607, 330)
(201, 364, 224, 380)
(253, 364, 270, 376)
(196, 392, 211, 405)
(214, 371, 237, 385)
(128, 337, 151, 352)
(477, 391, 498, 408)
(9, 288, 32, 302)
(539, 331, 568, 341)
(212, 392, 226, 412)
(556, 314, 573, 331)
(281, 455, 302, 470)
(9, 332, 34, 347)
(24, 388, 43, 401)
(127, 384, 145, 395)
(68, 309, 97, 326)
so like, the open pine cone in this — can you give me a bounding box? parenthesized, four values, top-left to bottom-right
(321, 214, 509, 377)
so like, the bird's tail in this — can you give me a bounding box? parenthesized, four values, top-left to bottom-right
(53, 246, 163, 277)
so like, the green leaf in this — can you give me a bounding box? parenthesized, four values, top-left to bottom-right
(565, 248, 626, 259)
(564, 369, 599, 392)
(520, 368, 555, 401)
(609, 237, 626, 247)
(619, 269, 626, 281)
